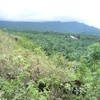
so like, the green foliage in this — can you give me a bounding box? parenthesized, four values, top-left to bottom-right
(6, 29, 100, 61)
(0, 29, 2, 33)
(0, 32, 75, 99)
(0, 30, 100, 100)
(87, 43, 100, 61)
(86, 43, 100, 72)
(76, 44, 100, 100)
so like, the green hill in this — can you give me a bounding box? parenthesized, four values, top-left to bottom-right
(0, 21, 100, 35)
(0, 30, 100, 100)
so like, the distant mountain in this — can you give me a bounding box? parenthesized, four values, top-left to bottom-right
(0, 21, 100, 35)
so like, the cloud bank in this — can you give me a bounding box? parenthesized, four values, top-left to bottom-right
(0, 0, 100, 28)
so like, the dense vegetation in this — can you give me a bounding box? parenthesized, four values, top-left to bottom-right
(0, 29, 100, 100)
(6, 29, 100, 61)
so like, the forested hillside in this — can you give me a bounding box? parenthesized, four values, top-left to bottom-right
(0, 21, 100, 35)
(6, 29, 100, 61)
(0, 29, 100, 100)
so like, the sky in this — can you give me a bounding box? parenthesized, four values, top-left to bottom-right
(0, 0, 100, 28)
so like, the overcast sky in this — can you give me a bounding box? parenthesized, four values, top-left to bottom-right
(0, 0, 100, 28)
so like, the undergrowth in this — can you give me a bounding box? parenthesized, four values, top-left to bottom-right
(0, 31, 100, 100)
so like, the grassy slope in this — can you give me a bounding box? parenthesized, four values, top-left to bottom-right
(0, 32, 78, 100)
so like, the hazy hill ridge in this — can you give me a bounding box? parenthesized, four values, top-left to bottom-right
(0, 21, 100, 35)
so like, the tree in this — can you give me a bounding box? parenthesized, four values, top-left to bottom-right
(87, 43, 100, 72)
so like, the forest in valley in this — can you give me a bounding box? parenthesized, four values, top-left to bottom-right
(0, 29, 100, 100)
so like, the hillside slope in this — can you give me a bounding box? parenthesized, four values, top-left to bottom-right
(0, 31, 78, 100)
(0, 31, 100, 100)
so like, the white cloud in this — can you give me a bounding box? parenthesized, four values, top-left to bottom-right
(0, 0, 100, 28)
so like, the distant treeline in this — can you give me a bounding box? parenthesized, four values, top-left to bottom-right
(0, 21, 100, 35)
